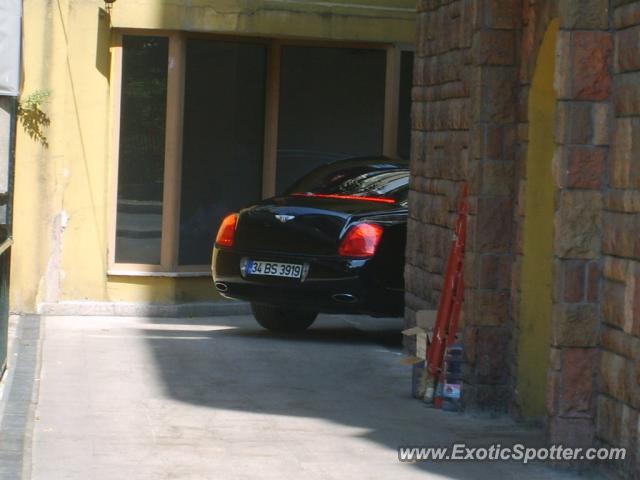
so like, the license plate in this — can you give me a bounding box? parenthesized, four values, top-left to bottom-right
(246, 260, 303, 279)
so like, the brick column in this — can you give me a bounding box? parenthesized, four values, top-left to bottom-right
(598, 1, 640, 476)
(406, 0, 521, 411)
(405, 0, 474, 394)
(461, 0, 520, 411)
(547, 0, 612, 448)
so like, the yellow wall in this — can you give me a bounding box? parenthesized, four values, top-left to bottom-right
(11, 0, 415, 313)
(517, 19, 558, 417)
(107, 276, 220, 303)
(111, 0, 416, 43)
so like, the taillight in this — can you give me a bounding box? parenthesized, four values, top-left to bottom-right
(338, 223, 383, 258)
(215, 213, 238, 247)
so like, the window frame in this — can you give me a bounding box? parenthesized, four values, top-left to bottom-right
(108, 30, 411, 276)
(394, 44, 416, 161)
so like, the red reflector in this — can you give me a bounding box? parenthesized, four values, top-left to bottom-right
(338, 223, 384, 258)
(215, 213, 238, 247)
(292, 193, 396, 204)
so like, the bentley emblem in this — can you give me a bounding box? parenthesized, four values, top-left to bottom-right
(275, 214, 295, 223)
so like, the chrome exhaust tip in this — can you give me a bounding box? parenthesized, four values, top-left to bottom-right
(215, 282, 229, 293)
(332, 293, 358, 304)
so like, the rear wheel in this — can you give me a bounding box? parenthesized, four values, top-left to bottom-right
(250, 303, 317, 332)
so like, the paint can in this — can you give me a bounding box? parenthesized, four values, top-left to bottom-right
(441, 343, 464, 412)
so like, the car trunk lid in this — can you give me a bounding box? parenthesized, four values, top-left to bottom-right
(234, 195, 400, 255)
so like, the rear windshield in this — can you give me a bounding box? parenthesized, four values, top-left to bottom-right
(285, 162, 410, 202)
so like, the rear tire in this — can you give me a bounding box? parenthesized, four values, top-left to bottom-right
(250, 303, 317, 332)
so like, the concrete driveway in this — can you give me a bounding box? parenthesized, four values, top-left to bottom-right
(16, 314, 602, 479)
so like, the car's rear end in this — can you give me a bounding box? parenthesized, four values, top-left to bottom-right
(212, 157, 408, 318)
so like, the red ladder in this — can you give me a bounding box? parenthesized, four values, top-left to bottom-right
(425, 183, 468, 407)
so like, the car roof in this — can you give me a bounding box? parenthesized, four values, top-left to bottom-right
(321, 155, 409, 170)
(283, 155, 410, 199)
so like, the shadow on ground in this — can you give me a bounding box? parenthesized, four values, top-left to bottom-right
(139, 314, 561, 480)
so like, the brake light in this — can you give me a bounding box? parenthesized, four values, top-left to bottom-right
(215, 213, 238, 247)
(338, 223, 383, 258)
(292, 193, 396, 204)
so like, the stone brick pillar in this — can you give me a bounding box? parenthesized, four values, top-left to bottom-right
(598, 1, 640, 476)
(405, 0, 521, 411)
(547, 0, 612, 448)
(408, 0, 638, 473)
(460, 0, 520, 410)
(405, 0, 474, 392)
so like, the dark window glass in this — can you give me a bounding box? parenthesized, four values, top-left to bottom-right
(276, 47, 386, 193)
(397, 51, 414, 160)
(286, 159, 409, 201)
(115, 36, 168, 264)
(179, 39, 266, 265)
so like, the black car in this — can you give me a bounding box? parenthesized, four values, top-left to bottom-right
(211, 156, 409, 332)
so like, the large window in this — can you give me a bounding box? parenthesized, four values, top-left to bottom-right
(179, 40, 266, 265)
(276, 47, 386, 193)
(115, 36, 168, 265)
(110, 33, 413, 274)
